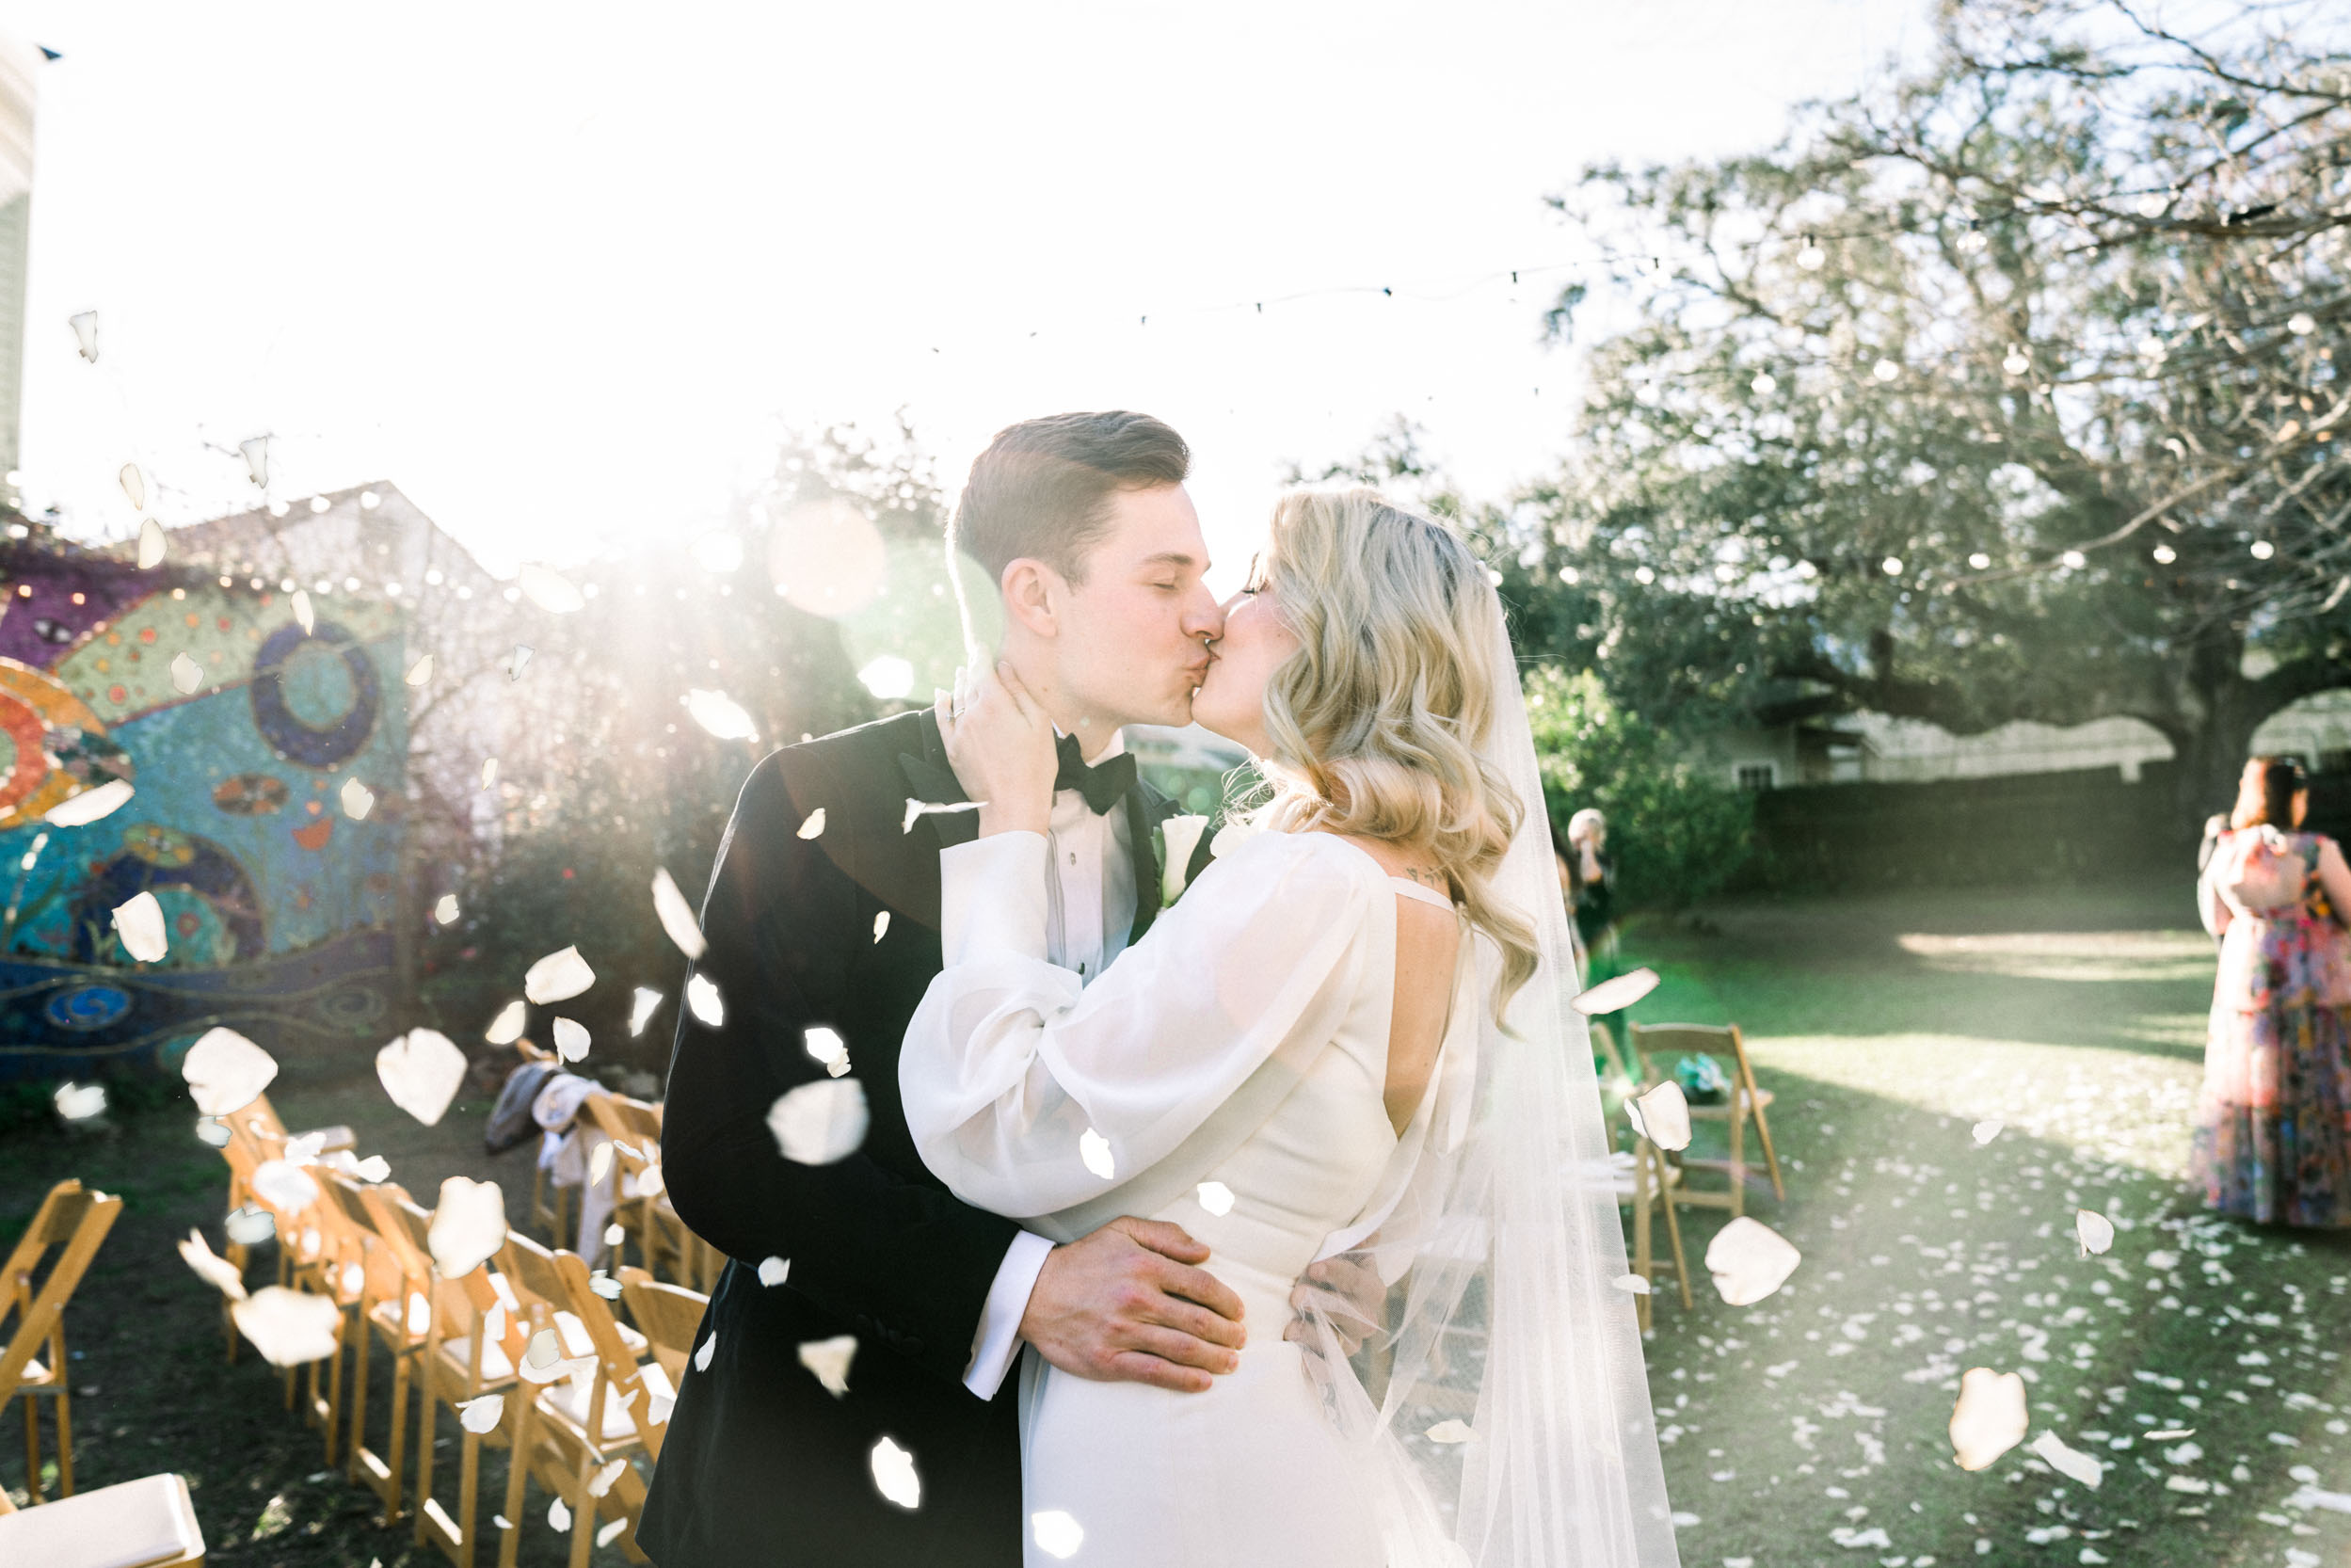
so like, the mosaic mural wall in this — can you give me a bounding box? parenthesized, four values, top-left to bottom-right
(0, 545, 407, 1081)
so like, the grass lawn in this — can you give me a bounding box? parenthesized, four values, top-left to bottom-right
(3, 875, 2348, 1566)
(1616, 877, 2351, 1568)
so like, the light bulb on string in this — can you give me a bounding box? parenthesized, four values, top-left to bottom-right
(239, 437, 270, 488)
(1797, 235, 1826, 271)
(2003, 345, 2030, 376)
(2151, 544, 2176, 564)
(1751, 371, 1777, 395)
(68, 312, 98, 362)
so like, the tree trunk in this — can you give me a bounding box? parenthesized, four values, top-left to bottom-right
(2171, 628, 2265, 837)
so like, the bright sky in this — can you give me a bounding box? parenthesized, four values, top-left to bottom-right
(11, 1, 1927, 587)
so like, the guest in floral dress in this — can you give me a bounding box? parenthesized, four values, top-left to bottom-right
(2191, 757, 2351, 1226)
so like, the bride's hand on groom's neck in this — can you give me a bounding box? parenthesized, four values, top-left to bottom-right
(1020, 1216, 1248, 1394)
(936, 662, 1057, 838)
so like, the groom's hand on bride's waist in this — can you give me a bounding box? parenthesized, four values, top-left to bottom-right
(1020, 1217, 1248, 1393)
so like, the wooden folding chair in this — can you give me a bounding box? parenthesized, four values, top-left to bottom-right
(0, 1469, 204, 1564)
(493, 1236, 661, 1568)
(1625, 1022, 1784, 1218)
(0, 1179, 120, 1503)
(512, 1042, 580, 1249)
(342, 1184, 436, 1526)
(615, 1268, 705, 1391)
(584, 1097, 708, 1286)
(1614, 1141, 1693, 1333)
(412, 1240, 528, 1568)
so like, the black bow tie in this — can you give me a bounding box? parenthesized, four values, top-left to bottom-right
(1055, 732, 1138, 816)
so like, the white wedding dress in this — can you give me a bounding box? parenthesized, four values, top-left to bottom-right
(903, 825, 1480, 1568)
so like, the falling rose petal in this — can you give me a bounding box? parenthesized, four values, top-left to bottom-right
(873, 911, 889, 943)
(352, 1154, 390, 1183)
(524, 945, 595, 1004)
(517, 563, 585, 614)
(250, 1159, 322, 1214)
(804, 1027, 848, 1071)
(628, 986, 663, 1036)
(651, 867, 707, 959)
(1972, 1119, 2003, 1145)
(283, 1130, 325, 1164)
(758, 1256, 790, 1287)
(1949, 1368, 2030, 1470)
(798, 1334, 856, 1397)
(588, 1458, 628, 1497)
(178, 1230, 248, 1299)
(1704, 1216, 1801, 1305)
(458, 1394, 504, 1434)
(552, 1016, 591, 1064)
(2075, 1208, 2115, 1256)
(588, 1272, 622, 1300)
(904, 797, 924, 834)
(406, 653, 435, 687)
(796, 808, 825, 840)
(1426, 1420, 1475, 1444)
(168, 651, 203, 695)
(120, 462, 147, 511)
(136, 516, 167, 568)
(486, 999, 527, 1045)
(638, 1163, 665, 1197)
(647, 1392, 675, 1425)
(1612, 1273, 1653, 1295)
(112, 890, 168, 961)
(507, 645, 533, 681)
(480, 757, 498, 790)
(45, 777, 134, 826)
(695, 1332, 716, 1373)
(686, 972, 724, 1026)
(602, 1222, 625, 1247)
(292, 590, 314, 634)
(195, 1116, 232, 1147)
(433, 893, 460, 924)
(870, 1436, 921, 1510)
(1032, 1511, 1085, 1560)
(767, 1079, 870, 1165)
(596, 1517, 628, 1548)
(548, 1497, 571, 1532)
(684, 688, 759, 742)
(2029, 1431, 2104, 1489)
(341, 777, 376, 820)
(589, 1140, 616, 1189)
(224, 1205, 277, 1246)
(1572, 967, 1659, 1016)
(53, 1081, 106, 1120)
(1196, 1181, 1235, 1217)
(426, 1176, 508, 1278)
(1080, 1128, 1116, 1180)
(232, 1286, 342, 1366)
(376, 1028, 469, 1126)
(182, 1026, 279, 1115)
(903, 797, 983, 834)
(1626, 1079, 1693, 1152)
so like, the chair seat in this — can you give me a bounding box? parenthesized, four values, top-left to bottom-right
(552, 1308, 647, 1357)
(540, 1359, 677, 1443)
(0, 1471, 203, 1567)
(438, 1334, 520, 1384)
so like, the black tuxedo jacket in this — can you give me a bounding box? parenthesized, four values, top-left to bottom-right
(638, 709, 1190, 1567)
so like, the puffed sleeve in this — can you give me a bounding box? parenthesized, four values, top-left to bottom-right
(900, 828, 1374, 1221)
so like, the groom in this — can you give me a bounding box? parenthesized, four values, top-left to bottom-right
(641, 412, 1249, 1566)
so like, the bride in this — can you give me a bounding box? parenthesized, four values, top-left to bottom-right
(901, 489, 1679, 1567)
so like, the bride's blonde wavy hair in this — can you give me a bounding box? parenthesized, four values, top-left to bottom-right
(1245, 488, 1537, 1019)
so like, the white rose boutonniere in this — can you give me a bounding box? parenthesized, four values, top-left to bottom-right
(1157, 814, 1210, 904)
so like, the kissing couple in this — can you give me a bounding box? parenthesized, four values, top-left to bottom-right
(637, 412, 1679, 1566)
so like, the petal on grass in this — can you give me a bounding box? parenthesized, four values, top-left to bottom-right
(2030, 1431, 2105, 1489)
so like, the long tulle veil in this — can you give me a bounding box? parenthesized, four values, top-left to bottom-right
(1293, 610, 1683, 1567)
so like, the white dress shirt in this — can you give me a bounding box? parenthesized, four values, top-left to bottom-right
(961, 730, 1138, 1398)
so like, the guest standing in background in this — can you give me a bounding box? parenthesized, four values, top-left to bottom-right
(2191, 756, 2351, 1227)
(1553, 820, 1590, 986)
(1565, 807, 1617, 968)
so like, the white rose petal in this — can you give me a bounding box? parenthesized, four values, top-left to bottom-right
(798, 1334, 857, 1397)
(548, 1496, 570, 1532)
(44, 778, 135, 825)
(589, 1458, 628, 1497)
(1704, 1216, 1802, 1305)
(524, 945, 596, 1004)
(1032, 1511, 1086, 1560)
(684, 688, 759, 742)
(434, 893, 460, 925)
(168, 651, 203, 695)
(2074, 1209, 2115, 1256)
(767, 1080, 870, 1165)
(1950, 1368, 2029, 1470)
(340, 777, 376, 820)
(758, 1256, 791, 1287)
(518, 563, 585, 614)
(251, 1160, 320, 1213)
(481, 757, 499, 790)
(376, 1028, 469, 1126)
(112, 890, 168, 962)
(223, 1205, 276, 1246)
(352, 1154, 390, 1183)
(507, 645, 533, 680)
(178, 1229, 248, 1300)
(695, 1332, 716, 1372)
(2030, 1431, 2104, 1488)
(1425, 1420, 1475, 1444)
(1626, 1080, 1693, 1152)
(629, 986, 664, 1036)
(458, 1393, 504, 1434)
(1160, 814, 1209, 903)
(1972, 1119, 2003, 1145)
(552, 1017, 591, 1064)
(1612, 1273, 1653, 1294)
(53, 1081, 106, 1120)
(1196, 1181, 1235, 1217)
(1080, 1128, 1116, 1180)
(651, 867, 707, 959)
(292, 590, 314, 634)
(871, 1436, 921, 1510)
(596, 1516, 629, 1548)
(589, 1140, 616, 1189)
(797, 808, 826, 840)
(406, 654, 435, 687)
(873, 911, 889, 943)
(426, 1176, 508, 1278)
(232, 1286, 342, 1366)
(137, 517, 168, 569)
(1572, 967, 1660, 1016)
(603, 1222, 626, 1247)
(182, 1026, 278, 1116)
(486, 999, 528, 1045)
(194, 1116, 232, 1147)
(519, 1325, 593, 1384)
(805, 1027, 848, 1070)
(687, 972, 725, 1026)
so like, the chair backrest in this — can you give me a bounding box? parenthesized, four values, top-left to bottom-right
(584, 1096, 661, 1149)
(0, 1179, 121, 1399)
(615, 1267, 706, 1384)
(1625, 1022, 1748, 1084)
(552, 1250, 669, 1456)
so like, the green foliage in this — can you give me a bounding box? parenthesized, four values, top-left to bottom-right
(1524, 664, 1753, 912)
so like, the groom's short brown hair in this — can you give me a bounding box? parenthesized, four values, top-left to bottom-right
(951, 411, 1190, 588)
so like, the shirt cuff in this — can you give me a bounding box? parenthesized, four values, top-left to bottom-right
(963, 1229, 1054, 1400)
(941, 831, 1049, 968)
